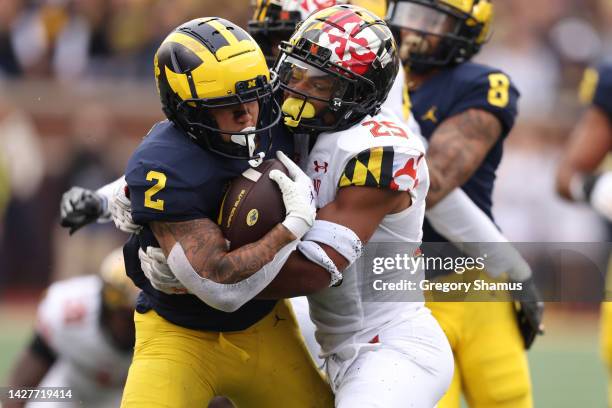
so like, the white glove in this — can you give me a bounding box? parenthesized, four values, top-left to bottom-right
(139, 246, 188, 294)
(109, 183, 142, 234)
(590, 172, 612, 222)
(269, 150, 316, 239)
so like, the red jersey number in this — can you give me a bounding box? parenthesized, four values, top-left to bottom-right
(362, 120, 408, 138)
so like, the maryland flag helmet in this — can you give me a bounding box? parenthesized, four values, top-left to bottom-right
(248, 0, 387, 64)
(386, 0, 493, 72)
(99, 248, 139, 310)
(274, 4, 399, 134)
(154, 18, 281, 161)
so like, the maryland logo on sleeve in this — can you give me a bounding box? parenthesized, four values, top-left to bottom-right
(338, 146, 422, 192)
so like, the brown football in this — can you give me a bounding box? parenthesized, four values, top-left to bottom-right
(217, 159, 287, 250)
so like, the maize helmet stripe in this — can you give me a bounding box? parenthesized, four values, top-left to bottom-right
(442, 0, 474, 13)
(178, 19, 231, 55)
(207, 19, 241, 46)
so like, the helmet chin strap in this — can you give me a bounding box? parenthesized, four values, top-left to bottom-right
(230, 127, 265, 167)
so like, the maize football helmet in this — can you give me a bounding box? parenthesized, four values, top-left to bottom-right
(386, 0, 493, 72)
(100, 248, 139, 310)
(154, 18, 281, 161)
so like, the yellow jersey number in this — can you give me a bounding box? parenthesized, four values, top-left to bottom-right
(144, 170, 166, 211)
(487, 73, 510, 108)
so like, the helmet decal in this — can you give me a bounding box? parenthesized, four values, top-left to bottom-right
(318, 10, 378, 74)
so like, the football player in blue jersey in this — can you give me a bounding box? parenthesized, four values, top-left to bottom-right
(386, 1, 543, 407)
(556, 62, 612, 406)
(108, 18, 333, 408)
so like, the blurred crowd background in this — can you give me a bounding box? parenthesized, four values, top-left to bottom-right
(0, 0, 611, 405)
(0, 0, 611, 289)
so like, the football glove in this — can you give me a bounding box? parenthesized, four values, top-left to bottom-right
(139, 246, 188, 295)
(109, 183, 141, 234)
(587, 172, 612, 222)
(512, 276, 544, 349)
(60, 187, 105, 234)
(269, 151, 317, 240)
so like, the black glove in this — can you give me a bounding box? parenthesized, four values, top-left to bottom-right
(512, 277, 544, 349)
(60, 187, 105, 234)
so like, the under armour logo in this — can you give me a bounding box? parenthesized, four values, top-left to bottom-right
(314, 160, 328, 173)
(333, 99, 342, 108)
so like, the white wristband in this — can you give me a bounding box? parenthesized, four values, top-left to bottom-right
(282, 216, 311, 240)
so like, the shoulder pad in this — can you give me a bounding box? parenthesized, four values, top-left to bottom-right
(338, 145, 425, 192)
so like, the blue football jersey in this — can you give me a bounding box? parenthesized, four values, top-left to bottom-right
(410, 62, 520, 242)
(124, 120, 293, 331)
(592, 63, 612, 120)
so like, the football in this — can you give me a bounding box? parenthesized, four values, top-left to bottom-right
(217, 159, 288, 250)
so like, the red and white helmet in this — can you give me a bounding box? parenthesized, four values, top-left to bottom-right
(248, 0, 387, 63)
(274, 4, 399, 133)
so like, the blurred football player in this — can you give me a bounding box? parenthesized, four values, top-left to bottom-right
(111, 17, 331, 408)
(555, 62, 612, 406)
(5, 248, 137, 408)
(386, 1, 543, 407)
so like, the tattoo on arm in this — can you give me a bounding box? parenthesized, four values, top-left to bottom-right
(426, 109, 502, 208)
(151, 219, 294, 284)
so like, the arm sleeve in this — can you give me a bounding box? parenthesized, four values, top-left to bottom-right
(95, 175, 126, 222)
(448, 70, 520, 136)
(426, 188, 531, 281)
(168, 240, 299, 312)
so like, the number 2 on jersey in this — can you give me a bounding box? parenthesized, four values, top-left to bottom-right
(144, 170, 166, 211)
(487, 73, 510, 108)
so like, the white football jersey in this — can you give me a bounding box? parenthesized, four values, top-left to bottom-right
(33, 276, 131, 406)
(297, 107, 429, 356)
(382, 62, 423, 140)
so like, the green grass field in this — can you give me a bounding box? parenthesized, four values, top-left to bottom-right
(0, 303, 606, 407)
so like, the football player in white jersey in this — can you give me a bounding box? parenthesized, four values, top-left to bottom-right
(5, 248, 138, 408)
(257, 6, 454, 406)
